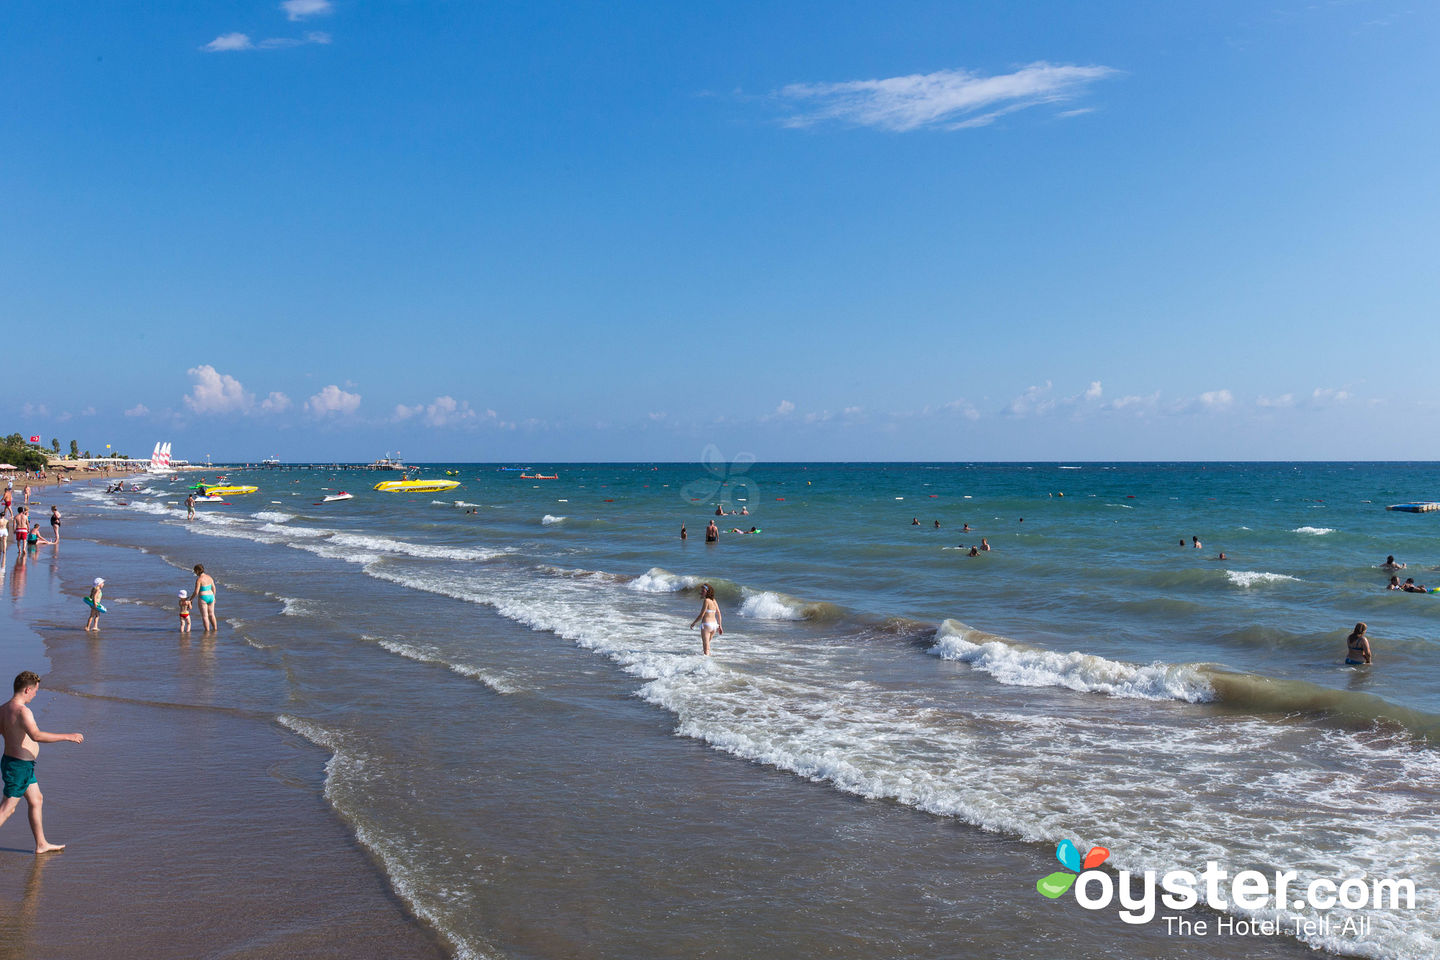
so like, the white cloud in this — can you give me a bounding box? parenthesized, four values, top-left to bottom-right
(843, 406, 863, 416)
(1084, 380, 1103, 400)
(648, 411, 667, 421)
(124, 404, 150, 418)
(185, 365, 254, 414)
(1256, 393, 1295, 408)
(1198, 389, 1234, 409)
(1311, 387, 1351, 405)
(1102, 392, 1160, 413)
(260, 391, 292, 413)
(393, 396, 486, 427)
(203, 32, 254, 52)
(80, 406, 96, 416)
(260, 31, 331, 49)
(305, 384, 361, 417)
(20, 403, 48, 418)
(776, 62, 1118, 132)
(281, 0, 332, 20)
(941, 399, 981, 421)
(204, 30, 330, 52)
(775, 400, 795, 416)
(1007, 381, 1055, 417)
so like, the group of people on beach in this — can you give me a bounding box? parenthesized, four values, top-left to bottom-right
(0, 483, 59, 554)
(84, 564, 218, 633)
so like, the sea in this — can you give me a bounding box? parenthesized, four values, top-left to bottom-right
(58, 462, 1440, 959)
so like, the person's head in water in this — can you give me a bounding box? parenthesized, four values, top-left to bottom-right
(1387, 555, 1396, 564)
(1389, 575, 1401, 587)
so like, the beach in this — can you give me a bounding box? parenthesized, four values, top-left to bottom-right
(7, 463, 1438, 959)
(0, 523, 446, 958)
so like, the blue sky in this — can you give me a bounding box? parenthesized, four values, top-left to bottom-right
(4, 0, 1436, 461)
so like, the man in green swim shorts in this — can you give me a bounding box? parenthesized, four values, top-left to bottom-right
(0, 672, 84, 854)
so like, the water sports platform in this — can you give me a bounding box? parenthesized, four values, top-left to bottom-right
(1386, 502, 1440, 513)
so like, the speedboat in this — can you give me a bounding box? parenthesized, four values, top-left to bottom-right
(316, 491, 355, 503)
(374, 478, 460, 493)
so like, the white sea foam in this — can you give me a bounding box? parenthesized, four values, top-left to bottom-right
(1226, 570, 1302, 588)
(1294, 526, 1335, 535)
(541, 514, 566, 525)
(277, 715, 487, 960)
(738, 590, 809, 621)
(324, 532, 506, 562)
(627, 567, 703, 593)
(929, 621, 1216, 702)
(254, 510, 292, 523)
(375, 639, 523, 694)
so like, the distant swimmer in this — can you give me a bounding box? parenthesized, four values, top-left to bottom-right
(980, 538, 990, 551)
(933, 520, 940, 529)
(1388, 575, 1402, 590)
(1402, 578, 1429, 593)
(689, 583, 722, 656)
(740, 506, 749, 516)
(1192, 536, 1202, 549)
(0, 671, 84, 854)
(912, 518, 920, 526)
(705, 520, 719, 543)
(1179, 539, 1186, 547)
(1217, 552, 1227, 561)
(962, 523, 970, 533)
(1345, 623, 1372, 665)
(680, 524, 687, 541)
(715, 506, 724, 517)
(967, 546, 980, 557)
(1382, 555, 1406, 570)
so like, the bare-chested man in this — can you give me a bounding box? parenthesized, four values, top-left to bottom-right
(0, 672, 83, 854)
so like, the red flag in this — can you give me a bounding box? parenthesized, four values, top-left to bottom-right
(28, 435, 39, 443)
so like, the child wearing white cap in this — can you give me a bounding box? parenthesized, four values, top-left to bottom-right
(177, 590, 192, 633)
(84, 578, 105, 631)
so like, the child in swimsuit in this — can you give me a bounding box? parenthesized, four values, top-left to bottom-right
(177, 590, 192, 633)
(85, 578, 105, 631)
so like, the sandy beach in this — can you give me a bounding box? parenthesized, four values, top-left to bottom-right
(0, 528, 446, 959)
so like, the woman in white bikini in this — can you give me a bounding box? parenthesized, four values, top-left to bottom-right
(689, 583, 722, 656)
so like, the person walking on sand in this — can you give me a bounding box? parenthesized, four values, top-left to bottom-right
(0, 671, 83, 854)
(689, 583, 722, 656)
(193, 564, 218, 631)
(1345, 623, 1372, 665)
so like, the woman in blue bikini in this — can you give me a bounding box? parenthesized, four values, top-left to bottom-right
(1345, 623, 1372, 665)
(192, 564, 218, 632)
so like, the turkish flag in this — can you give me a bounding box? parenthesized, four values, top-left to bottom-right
(28, 435, 39, 443)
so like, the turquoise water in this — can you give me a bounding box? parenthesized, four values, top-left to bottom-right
(64, 462, 1440, 959)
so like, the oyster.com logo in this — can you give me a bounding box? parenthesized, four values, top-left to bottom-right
(1037, 839, 1109, 899)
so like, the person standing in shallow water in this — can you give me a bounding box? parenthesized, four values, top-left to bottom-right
(1345, 623, 1372, 665)
(0, 671, 84, 854)
(690, 584, 722, 656)
(193, 564, 218, 632)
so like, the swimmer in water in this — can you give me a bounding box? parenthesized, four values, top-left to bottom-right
(911, 518, 920, 526)
(1388, 575, 1402, 590)
(705, 520, 718, 543)
(1402, 578, 1429, 593)
(962, 523, 970, 532)
(933, 520, 940, 529)
(980, 538, 990, 551)
(1217, 552, 1227, 561)
(967, 546, 980, 557)
(1192, 536, 1202, 549)
(680, 524, 687, 541)
(1381, 555, 1406, 570)
(689, 583, 722, 656)
(1345, 622, 1372, 665)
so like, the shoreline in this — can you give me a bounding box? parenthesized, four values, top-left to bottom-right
(0, 522, 449, 959)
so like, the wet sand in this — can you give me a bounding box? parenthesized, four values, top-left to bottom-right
(0, 540, 445, 959)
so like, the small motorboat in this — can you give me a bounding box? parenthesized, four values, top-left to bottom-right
(316, 491, 355, 504)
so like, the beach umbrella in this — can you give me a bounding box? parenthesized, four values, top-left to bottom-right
(0, 464, 15, 470)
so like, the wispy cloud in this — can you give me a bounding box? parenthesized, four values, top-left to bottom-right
(124, 404, 150, 418)
(393, 396, 490, 427)
(305, 384, 361, 417)
(202, 30, 331, 52)
(1198, 389, 1233, 409)
(775, 62, 1118, 132)
(203, 32, 254, 52)
(281, 0, 332, 21)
